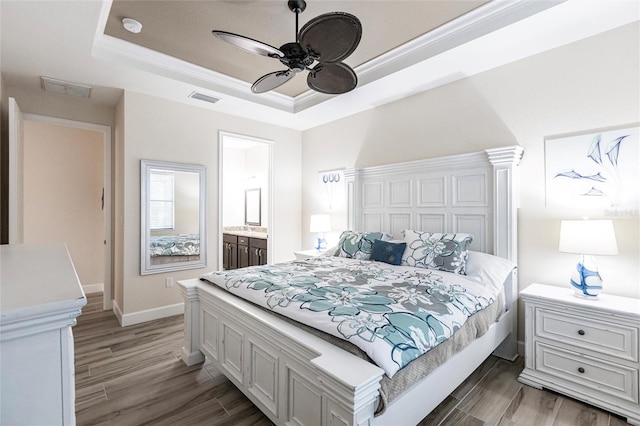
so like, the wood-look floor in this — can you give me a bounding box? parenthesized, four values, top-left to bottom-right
(75, 293, 628, 426)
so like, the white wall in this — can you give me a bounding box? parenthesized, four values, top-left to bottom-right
(119, 91, 301, 315)
(222, 146, 246, 227)
(222, 142, 270, 228)
(302, 23, 640, 339)
(245, 144, 270, 227)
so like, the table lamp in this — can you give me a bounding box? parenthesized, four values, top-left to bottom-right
(310, 214, 331, 251)
(558, 219, 618, 298)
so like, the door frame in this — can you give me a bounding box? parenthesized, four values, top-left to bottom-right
(8, 98, 24, 245)
(218, 131, 273, 269)
(20, 113, 113, 311)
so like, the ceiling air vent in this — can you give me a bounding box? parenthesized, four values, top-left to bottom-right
(41, 76, 92, 99)
(189, 92, 220, 104)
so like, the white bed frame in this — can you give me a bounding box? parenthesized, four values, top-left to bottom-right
(179, 146, 523, 426)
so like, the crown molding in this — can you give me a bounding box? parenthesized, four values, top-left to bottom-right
(93, 0, 564, 115)
(294, 0, 565, 112)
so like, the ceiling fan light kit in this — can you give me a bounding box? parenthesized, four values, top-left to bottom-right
(212, 0, 362, 95)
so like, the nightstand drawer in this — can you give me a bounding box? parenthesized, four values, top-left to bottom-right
(535, 308, 638, 362)
(535, 343, 639, 404)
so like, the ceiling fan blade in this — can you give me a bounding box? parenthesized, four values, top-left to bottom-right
(212, 30, 284, 58)
(252, 70, 295, 93)
(307, 62, 357, 95)
(299, 12, 362, 63)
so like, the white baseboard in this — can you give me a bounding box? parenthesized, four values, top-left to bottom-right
(113, 300, 124, 325)
(82, 283, 104, 294)
(113, 302, 184, 327)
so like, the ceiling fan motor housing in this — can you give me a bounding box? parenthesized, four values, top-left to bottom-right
(279, 42, 314, 73)
(287, 0, 306, 13)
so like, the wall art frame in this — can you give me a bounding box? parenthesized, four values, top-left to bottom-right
(545, 125, 639, 212)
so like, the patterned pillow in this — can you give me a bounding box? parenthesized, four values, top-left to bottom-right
(401, 230, 473, 274)
(336, 231, 392, 259)
(370, 239, 406, 265)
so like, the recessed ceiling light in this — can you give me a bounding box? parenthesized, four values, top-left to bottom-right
(122, 17, 142, 34)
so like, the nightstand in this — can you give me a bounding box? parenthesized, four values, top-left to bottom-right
(518, 283, 640, 425)
(293, 249, 322, 260)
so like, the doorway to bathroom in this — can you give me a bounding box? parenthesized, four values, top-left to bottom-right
(219, 131, 273, 269)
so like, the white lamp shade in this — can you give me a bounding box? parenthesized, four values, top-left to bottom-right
(559, 220, 618, 255)
(310, 214, 331, 233)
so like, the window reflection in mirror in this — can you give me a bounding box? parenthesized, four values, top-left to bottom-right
(141, 160, 206, 275)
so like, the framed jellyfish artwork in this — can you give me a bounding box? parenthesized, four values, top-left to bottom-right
(544, 125, 639, 213)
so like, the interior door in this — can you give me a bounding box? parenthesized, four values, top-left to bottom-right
(8, 97, 24, 244)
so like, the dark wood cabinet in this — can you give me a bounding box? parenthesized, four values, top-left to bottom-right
(222, 234, 238, 270)
(249, 237, 267, 266)
(238, 237, 250, 269)
(223, 233, 267, 270)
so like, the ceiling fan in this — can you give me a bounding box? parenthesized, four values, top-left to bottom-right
(212, 0, 362, 95)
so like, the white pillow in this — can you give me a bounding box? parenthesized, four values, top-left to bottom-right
(465, 251, 517, 292)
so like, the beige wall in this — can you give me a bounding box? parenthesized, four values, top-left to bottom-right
(7, 87, 117, 129)
(22, 120, 105, 286)
(150, 171, 200, 236)
(5, 87, 117, 302)
(119, 91, 301, 314)
(302, 23, 640, 339)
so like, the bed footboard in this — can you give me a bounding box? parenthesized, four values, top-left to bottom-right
(179, 278, 384, 426)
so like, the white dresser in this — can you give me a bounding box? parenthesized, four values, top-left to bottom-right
(518, 283, 640, 425)
(0, 243, 87, 425)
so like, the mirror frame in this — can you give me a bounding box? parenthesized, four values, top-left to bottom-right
(245, 187, 261, 226)
(140, 160, 207, 275)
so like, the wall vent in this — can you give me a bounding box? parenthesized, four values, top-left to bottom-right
(189, 92, 220, 104)
(41, 76, 92, 99)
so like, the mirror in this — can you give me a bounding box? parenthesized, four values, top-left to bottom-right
(245, 188, 261, 226)
(141, 160, 206, 275)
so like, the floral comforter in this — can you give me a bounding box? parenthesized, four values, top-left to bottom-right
(201, 256, 499, 378)
(150, 234, 199, 256)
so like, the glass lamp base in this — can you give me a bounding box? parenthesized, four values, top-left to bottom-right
(315, 235, 327, 251)
(569, 256, 603, 298)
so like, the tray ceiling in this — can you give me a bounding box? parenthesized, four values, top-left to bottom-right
(104, 1, 488, 98)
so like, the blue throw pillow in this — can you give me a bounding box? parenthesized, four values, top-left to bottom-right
(370, 239, 406, 265)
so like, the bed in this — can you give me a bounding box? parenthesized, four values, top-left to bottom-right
(178, 146, 523, 426)
(149, 234, 200, 265)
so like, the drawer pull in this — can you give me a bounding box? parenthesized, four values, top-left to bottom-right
(578, 367, 585, 374)
(578, 329, 585, 336)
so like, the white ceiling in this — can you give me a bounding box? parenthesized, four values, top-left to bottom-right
(1, 1, 638, 131)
